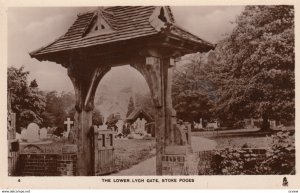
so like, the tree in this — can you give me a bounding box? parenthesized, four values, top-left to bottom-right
(172, 53, 217, 122)
(212, 6, 294, 129)
(126, 96, 135, 117)
(41, 91, 75, 129)
(7, 66, 45, 131)
(135, 92, 156, 118)
(29, 79, 38, 88)
(92, 108, 104, 126)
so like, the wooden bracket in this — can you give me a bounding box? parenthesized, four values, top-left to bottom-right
(68, 62, 110, 112)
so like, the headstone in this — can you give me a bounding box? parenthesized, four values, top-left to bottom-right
(21, 128, 27, 141)
(26, 123, 40, 142)
(40, 127, 48, 139)
(269, 120, 276, 128)
(207, 121, 218, 129)
(99, 124, 108, 130)
(16, 132, 21, 141)
(116, 120, 124, 134)
(134, 118, 147, 135)
(140, 118, 147, 133)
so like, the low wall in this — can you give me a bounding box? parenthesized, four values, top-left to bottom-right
(16, 144, 77, 176)
(18, 153, 77, 176)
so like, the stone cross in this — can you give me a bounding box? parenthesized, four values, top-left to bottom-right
(64, 118, 74, 132)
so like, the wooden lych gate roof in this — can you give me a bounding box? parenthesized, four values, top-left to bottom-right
(30, 6, 214, 64)
(126, 107, 153, 123)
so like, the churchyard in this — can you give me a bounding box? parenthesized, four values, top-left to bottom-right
(7, 6, 295, 176)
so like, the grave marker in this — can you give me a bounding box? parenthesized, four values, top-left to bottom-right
(21, 128, 27, 141)
(64, 118, 74, 138)
(26, 123, 40, 142)
(40, 127, 48, 139)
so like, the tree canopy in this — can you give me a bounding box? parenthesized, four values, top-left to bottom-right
(41, 91, 75, 129)
(8, 66, 46, 131)
(211, 5, 294, 128)
(172, 53, 217, 122)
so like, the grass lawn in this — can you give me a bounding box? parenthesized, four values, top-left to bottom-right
(192, 128, 294, 149)
(114, 138, 156, 172)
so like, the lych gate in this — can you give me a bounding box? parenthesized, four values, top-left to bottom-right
(30, 6, 213, 175)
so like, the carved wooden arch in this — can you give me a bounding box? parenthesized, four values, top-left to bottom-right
(130, 57, 162, 108)
(66, 47, 187, 175)
(67, 61, 111, 112)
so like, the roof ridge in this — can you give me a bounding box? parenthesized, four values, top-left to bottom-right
(77, 9, 95, 16)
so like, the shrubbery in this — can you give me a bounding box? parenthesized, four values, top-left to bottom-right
(205, 131, 295, 175)
(258, 131, 295, 174)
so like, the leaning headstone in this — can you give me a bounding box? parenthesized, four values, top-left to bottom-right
(26, 123, 40, 142)
(40, 127, 48, 139)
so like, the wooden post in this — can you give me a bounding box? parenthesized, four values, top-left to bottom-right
(132, 52, 176, 175)
(68, 62, 110, 176)
(74, 110, 93, 175)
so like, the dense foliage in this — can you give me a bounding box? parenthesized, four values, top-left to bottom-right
(135, 93, 156, 118)
(173, 6, 295, 128)
(258, 131, 295, 174)
(8, 66, 45, 131)
(211, 5, 295, 129)
(41, 91, 75, 129)
(205, 131, 295, 175)
(172, 53, 217, 122)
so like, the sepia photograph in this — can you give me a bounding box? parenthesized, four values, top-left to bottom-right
(2, 2, 298, 189)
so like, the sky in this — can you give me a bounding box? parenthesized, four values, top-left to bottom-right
(7, 6, 244, 93)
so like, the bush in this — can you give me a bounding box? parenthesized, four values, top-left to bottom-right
(257, 131, 295, 174)
(210, 148, 262, 175)
(208, 130, 295, 175)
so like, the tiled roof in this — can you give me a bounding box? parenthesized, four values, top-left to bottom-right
(30, 6, 214, 58)
(126, 107, 153, 122)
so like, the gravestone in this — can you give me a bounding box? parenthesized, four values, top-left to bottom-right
(134, 118, 147, 135)
(206, 121, 219, 129)
(26, 123, 40, 142)
(99, 124, 108, 130)
(194, 119, 203, 130)
(269, 120, 276, 128)
(63, 118, 73, 138)
(21, 128, 27, 141)
(40, 127, 48, 139)
(115, 120, 124, 134)
(16, 132, 21, 141)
